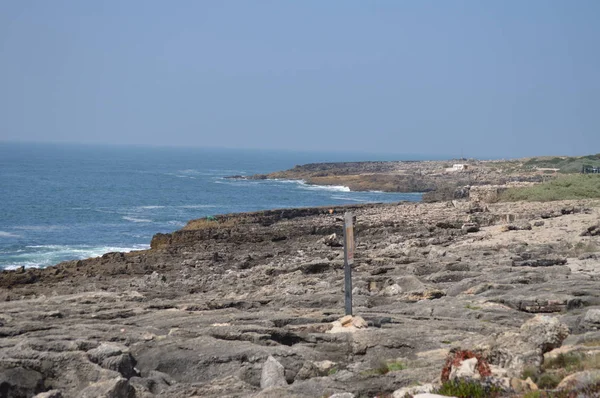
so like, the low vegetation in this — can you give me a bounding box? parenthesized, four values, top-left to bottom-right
(499, 175, 600, 202)
(523, 154, 600, 174)
(361, 360, 406, 376)
(435, 379, 501, 398)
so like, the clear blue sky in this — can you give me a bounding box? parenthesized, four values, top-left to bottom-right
(1, 1, 598, 158)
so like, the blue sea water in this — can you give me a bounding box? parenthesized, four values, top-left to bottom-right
(0, 143, 422, 270)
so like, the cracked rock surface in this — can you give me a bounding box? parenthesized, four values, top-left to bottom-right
(1, 200, 600, 397)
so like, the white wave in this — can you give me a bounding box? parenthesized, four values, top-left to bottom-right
(0, 231, 21, 238)
(296, 181, 351, 192)
(3, 244, 151, 270)
(122, 216, 152, 223)
(271, 178, 307, 184)
(4, 264, 38, 270)
(269, 179, 351, 192)
(166, 220, 186, 227)
(137, 205, 165, 210)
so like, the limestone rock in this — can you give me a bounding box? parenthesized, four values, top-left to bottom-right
(78, 377, 134, 398)
(449, 357, 480, 380)
(557, 370, 600, 391)
(520, 315, 570, 353)
(87, 343, 125, 364)
(33, 391, 63, 398)
(260, 356, 287, 389)
(327, 315, 368, 333)
(583, 309, 600, 328)
(382, 284, 402, 296)
(0, 367, 45, 398)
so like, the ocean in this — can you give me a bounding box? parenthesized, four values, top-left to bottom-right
(0, 143, 422, 270)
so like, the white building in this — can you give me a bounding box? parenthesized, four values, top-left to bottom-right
(446, 164, 468, 172)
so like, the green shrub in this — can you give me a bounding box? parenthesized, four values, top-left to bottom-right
(543, 352, 584, 372)
(435, 379, 501, 398)
(536, 372, 562, 389)
(521, 365, 540, 382)
(499, 175, 600, 202)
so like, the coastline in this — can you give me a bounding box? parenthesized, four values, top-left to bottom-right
(2, 197, 600, 396)
(229, 157, 548, 196)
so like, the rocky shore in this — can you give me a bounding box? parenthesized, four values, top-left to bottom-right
(2, 197, 600, 397)
(229, 159, 546, 200)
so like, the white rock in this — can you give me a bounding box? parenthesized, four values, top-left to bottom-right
(449, 357, 480, 380)
(382, 284, 402, 296)
(260, 356, 287, 389)
(584, 309, 600, 326)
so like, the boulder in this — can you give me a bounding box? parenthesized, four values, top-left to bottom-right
(0, 367, 45, 398)
(520, 315, 570, 354)
(87, 343, 124, 364)
(78, 377, 134, 398)
(101, 353, 138, 379)
(260, 356, 287, 389)
(557, 370, 600, 391)
(583, 309, 600, 328)
(449, 357, 480, 380)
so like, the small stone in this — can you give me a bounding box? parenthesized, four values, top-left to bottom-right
(382, 284, 402, 296)
(260, 356, 287, 389)
(34, 390, 63, 398)
(351, 316, 368, 329)
(583, 309, 600, 326)
(339, 315, 353, 326)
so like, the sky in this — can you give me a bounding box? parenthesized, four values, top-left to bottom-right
(0, 1, 598, 158)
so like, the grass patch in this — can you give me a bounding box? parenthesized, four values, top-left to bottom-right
(435, 379, 501, 398)
(523, 392, 543, 398)
(361, 360, 406, 376)
(499, 175, 600, 202)
(387, 361, 406, 372)
(465, 303, 481, 310)
(544, 352, 600, 373)
(536, 372, 563, 389)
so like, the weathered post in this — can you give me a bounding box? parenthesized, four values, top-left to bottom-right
(343, 212, 354, 315)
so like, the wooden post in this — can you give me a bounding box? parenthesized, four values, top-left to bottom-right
(343, 212, 354, 316)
